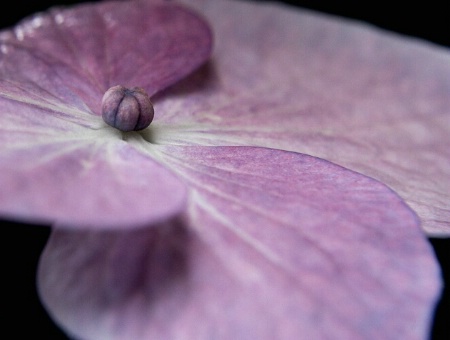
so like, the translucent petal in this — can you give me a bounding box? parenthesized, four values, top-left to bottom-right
(38, 146, 441, 339)
(154, 0, 450, 235)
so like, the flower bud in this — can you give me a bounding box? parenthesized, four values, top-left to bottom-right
(101, 85, 154, 132)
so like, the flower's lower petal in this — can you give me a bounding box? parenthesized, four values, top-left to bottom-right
(38, 146, 440, 339)
(157, 0, 450, 235)
(0, 140, 186, 229)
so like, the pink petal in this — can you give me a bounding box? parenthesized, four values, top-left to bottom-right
(0, 140, 187, 229)
(0, 0, 212, 114)
(38, 146, 440, 339)
(154, 0, 450, 235)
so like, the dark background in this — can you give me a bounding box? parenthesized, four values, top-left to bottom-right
(1, 1, 448, 339)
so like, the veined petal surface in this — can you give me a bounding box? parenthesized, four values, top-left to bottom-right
(38, 146, 440, 340)
(152, 0, 450, 235)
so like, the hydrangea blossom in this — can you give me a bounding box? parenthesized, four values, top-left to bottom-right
(0, 0, 447, 339)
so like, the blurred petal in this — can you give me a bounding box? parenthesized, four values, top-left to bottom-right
(38, 147, 440, 340)
(0, 139, 186, 229)
(154, 0, 450, 235)
(0, 0, 212, 114)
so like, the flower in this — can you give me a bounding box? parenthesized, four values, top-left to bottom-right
(0, 0, 446, 339)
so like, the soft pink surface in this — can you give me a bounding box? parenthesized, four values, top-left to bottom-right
(0, 0, 442, 338)
(39, 146, 439, 340)
(150, 0, 450, 235)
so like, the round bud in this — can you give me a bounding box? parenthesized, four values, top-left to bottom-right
(101, 85, 154, 132)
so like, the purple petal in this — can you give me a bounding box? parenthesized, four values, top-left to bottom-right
(0, 0, 212, 114)
(38, 146, 440, 339)
(154, 0, 450, 235)
(0, 140, 187, 229)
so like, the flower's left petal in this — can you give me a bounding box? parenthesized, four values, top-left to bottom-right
(38, 146, 440, 339)
(0, 0, 212, 114)
(0, 140, 186, 229)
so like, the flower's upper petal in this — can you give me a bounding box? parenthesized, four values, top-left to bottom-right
(154, 0, 450, 235)
(0, 138, 187, 229)
(0, 0, 212, 114)
(38, 146, 440, 340)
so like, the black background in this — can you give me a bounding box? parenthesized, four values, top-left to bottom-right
(1, 1, 448, 339)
